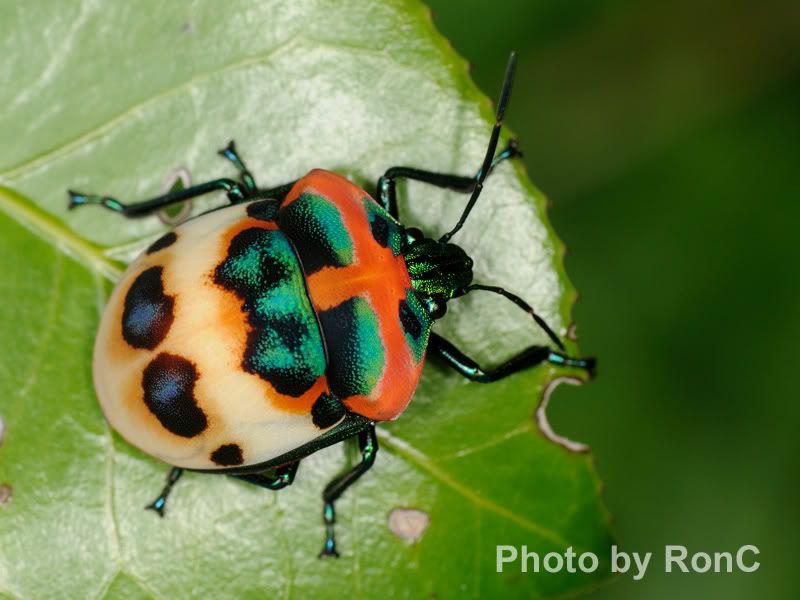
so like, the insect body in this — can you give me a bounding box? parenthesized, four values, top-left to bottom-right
(70, 53, 594, 557)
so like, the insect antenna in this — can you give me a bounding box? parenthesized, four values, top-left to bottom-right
(439, 51, 518, 244)
(460, 283, 565, 351)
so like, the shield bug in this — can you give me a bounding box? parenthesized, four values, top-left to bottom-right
(69, 53, 594, 557)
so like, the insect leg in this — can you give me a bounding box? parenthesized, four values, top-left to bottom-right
(217, 140, 257, 193)
(429, 332, 596, 381)
(145, 467, 184, 517)
(376, 140, 520, 219)
(68, 178, 249, 216)
(234, 461, 299, 490)
(319, 425, 378, 558)
(217, 140, 301, 205)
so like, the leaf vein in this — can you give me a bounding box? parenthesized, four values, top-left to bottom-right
(0, 40, 298, 183)
(377, 428, 572, 549)
(439, 422, 533, 462)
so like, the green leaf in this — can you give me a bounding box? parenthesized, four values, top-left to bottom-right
(0, 1, 612, 597)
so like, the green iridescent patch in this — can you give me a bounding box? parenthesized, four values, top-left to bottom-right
(278, 193, 354, 274)
(214, 228, 326, 396)
(398, 289, 432, 363)
(318, 296, 385, 398)
(362, 197, 403, 256)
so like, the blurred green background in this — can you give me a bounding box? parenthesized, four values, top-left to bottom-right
(426, 0, 800, 598)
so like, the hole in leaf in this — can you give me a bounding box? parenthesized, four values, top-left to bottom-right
(0, 484, 12, 507)
(566, 323, 578, 342)
(535, 376, 590, 453)
(0, 415, 5, 446)
(387, 508, 430, 543)
(157, 168, 192, 225)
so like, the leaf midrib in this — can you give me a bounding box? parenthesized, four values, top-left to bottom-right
(0, 188, 122, 281)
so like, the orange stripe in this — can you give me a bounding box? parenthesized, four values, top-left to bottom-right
(288, 170, 423, 421)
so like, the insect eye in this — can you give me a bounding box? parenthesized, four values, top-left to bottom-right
(405, 227, 424, 243)
(429, 300, 447, 320)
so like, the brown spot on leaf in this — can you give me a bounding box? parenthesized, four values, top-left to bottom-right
(0, 484, 12, 507)
(387, 508, 430, 543)
(566, 323, 579, 342)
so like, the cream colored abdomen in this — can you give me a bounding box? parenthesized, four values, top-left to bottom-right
(93, 204, 339, 470)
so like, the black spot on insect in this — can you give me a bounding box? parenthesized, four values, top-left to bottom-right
(370, 215, 390, 247)
(311, 392, 346, 429)
(398, 291, 433, 363)
(122, 267, 175, 350)
(363, 197, 402, 255)
(210, 443, 244, 466)
(246, 199, 280, 222)
(142, 353, 207, 438)
(398, 299, 422, 339)
(146, 232, 177, 254)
